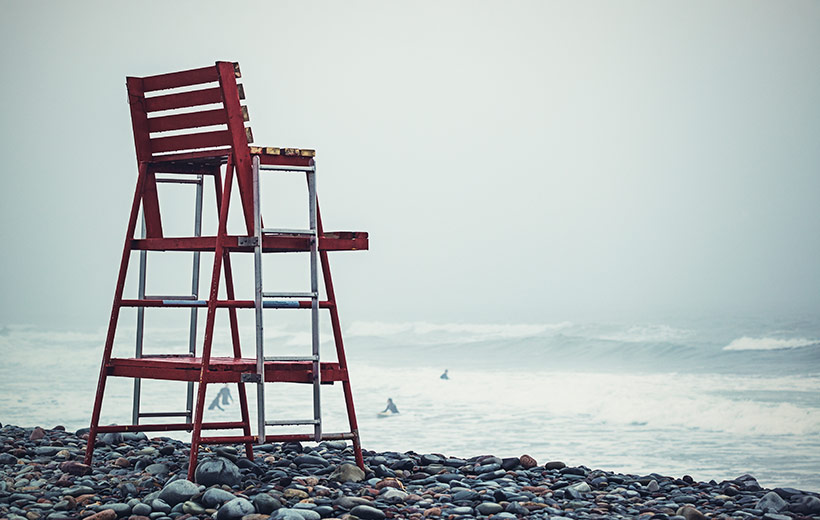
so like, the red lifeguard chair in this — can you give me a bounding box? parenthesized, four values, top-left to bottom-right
(84, 61, 368, 478)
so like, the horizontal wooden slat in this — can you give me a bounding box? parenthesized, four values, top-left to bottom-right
(151, 130, 233, 154)
(141, 65, 219, 92)
(131, 232, 369, 252)
(145, 87, 222, 112)
(107, 357, 348, 384)
(145, 86, 244, 113)
(148, 108, 229, 133)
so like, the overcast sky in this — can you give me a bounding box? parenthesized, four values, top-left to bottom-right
(1, 1, 818, 330)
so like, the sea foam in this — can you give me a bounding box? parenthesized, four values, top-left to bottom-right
(723, 336, 820, 351)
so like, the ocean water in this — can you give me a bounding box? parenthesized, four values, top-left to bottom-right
(0, 315, 818, 491)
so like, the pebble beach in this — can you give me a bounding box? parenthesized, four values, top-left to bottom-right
(1, 423, 819, 520)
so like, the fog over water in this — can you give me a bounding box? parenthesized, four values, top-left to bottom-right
(1, 0, 819, 493)
(1, 1, 819, 327)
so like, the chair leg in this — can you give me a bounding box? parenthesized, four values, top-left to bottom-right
(188, 158, 235, 481)
(86, 164, 149, 465)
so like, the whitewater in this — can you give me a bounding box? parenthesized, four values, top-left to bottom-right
(1, 315, 818, 491)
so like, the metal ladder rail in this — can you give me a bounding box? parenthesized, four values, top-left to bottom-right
(252, 156, 321, 443)
(132, 175, 204, 425)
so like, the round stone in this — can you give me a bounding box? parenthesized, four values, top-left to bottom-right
(215, 497, 255, 520)
(195, 457, 242, 487)
(158, 479, 199, 506)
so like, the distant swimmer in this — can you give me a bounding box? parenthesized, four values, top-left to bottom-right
(440, 369, 449, 380)
(382, 398, 399, 414)
(208, 384, 233, 411)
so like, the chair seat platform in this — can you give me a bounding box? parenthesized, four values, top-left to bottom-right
(107, 356, 347, 383)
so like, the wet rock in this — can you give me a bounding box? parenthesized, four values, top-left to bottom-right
(201, 487, 236, 507)
(790, 495, 820, 514)
(381, 487, 408, 502)
(131, 503, 151, 516)
(182, 500, 206, 515)
(157, 479, 199, 506)
(215, 497, 255, 520)
(519, 454, 537, 469)
(293, 454, 329, 468)
(59, 461, 92, 476)
(29, 427, 46, 441)
(195, 457, 242, 487)
(350, 504, 386, 520)
(757, 490, 788, 513)
(85, 510, 117, 520)
(329, 463, 365, 483)
(333, 495, 373, 509)
(252, 492, 282, 513)
(271, 510, 309, 520)
(545, 461, 566, 470)
(476, 502, 504, 515)
(677, 505, 709, 520)
(0, 453, 18, 465)
(763, 514, 792, 520)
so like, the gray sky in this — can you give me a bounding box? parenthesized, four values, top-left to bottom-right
(1, 1, 819, 330)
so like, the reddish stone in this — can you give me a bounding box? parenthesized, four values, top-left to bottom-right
(29, 427, 47, 441)
(519, 454, 538, 469)
(376, 478, 406, 490)
(85, 510, 117, 520)
(76, 494, 97, 506)
(423, 507, 441, 517)
(113, 457, 130, 468)
(60, 461, 92, 476)
(54, 473, 73, 487)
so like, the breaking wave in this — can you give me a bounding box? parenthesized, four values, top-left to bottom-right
(724, 337, 820, 351)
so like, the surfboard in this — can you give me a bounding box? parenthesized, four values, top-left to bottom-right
(377, 412, 398, 418)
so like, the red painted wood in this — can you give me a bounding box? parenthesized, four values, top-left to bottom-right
(131, 232, 369, 252)
(147, 108, 229, 133)
(142, 169, 163, 238)
(120, 299, 333, 309)
(317, 202, 364, 469)
(216, 61, 255, 234)
(85, 164, 149, 466)
(213, 166, 255, 460)
(97, 421, 245, 433)
(145, 86, 224, 113)
(141, 65, 219, 92)
(107, 357, 347, 383)
(150, 130, 233, 154)
(188, 156, 235, 479)
(257, 154, 314, 167)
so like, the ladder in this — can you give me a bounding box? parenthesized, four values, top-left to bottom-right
(132, 174, 204, 426)
(251, 155, 322, 443)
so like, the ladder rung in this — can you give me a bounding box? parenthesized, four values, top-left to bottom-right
(262, 292, 317, 298)
(156, 178, 203, 184)
(265, 419, 320, 426)
(138, 411, 190, 418)
(264, 356, 319, 362)
(159, 299, 208, 307)
(261, 228, 315, 236)
(144, 294, 197, 300)
(258, 165, 315, 172)
(262, 301, 307, 309)
(200, 435, 256, 445)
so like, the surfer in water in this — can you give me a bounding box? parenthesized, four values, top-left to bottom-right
(382, 398, 399, 414)
(208, 384, 233, 411)
(440, 369, 449, 380)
